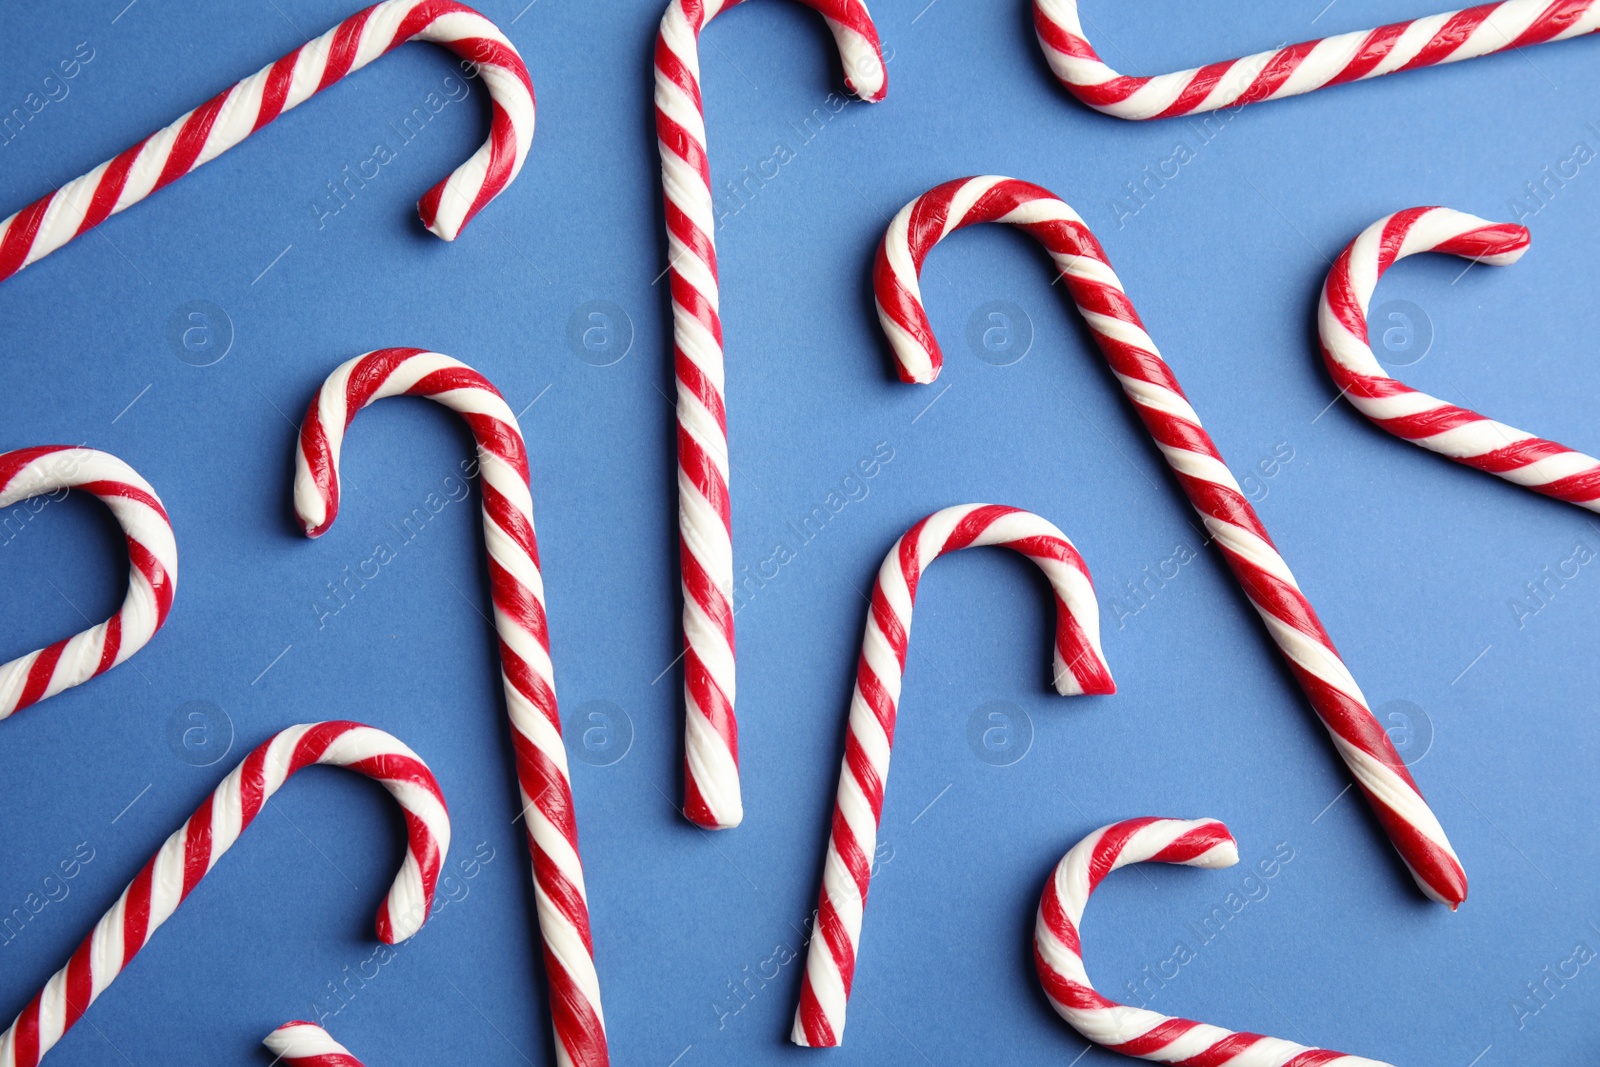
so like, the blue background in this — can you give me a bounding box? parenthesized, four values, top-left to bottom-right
(1, 1, 1597, 1063)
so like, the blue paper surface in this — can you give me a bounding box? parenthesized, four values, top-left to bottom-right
(1, 1, 1597, 1063)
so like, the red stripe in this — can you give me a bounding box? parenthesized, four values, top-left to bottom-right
(95, 612, 123, 677)
(121, 861, 156, 963)
(1328, 23, 1411, 85)
(61, 937, 96, 1029)
(76, 140, 150, 235)
(154, 92, 230, 192)
(0, 195, 53, 281)
(1402, 8, 1496, 69)
(318, 8, 372, 91)
(541, 947, 609, 1067)
(16, 641, 66, 711)
(12, 994, 41, 1067)
(0, 445, 73, 484)
(255, 53, 298, 130)
(181, 806, 215, 898)
(1509, 0, 1598, 45)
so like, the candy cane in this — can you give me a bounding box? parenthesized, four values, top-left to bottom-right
(874, 176, 1467, 909)
(0, 721, 449, 1067)
(1034, 817, 1394, 1065)
(791, 503, 1112, 1047)
(264, 1022, 369, 1066)
(1034, 0, 1599, 120)
(656, 0, 888, 830)
(0, 0, 534, 285)
(0, 446, 176, 718)
(295, 348, 606, 1067)
(1321, 206, 1600, 509)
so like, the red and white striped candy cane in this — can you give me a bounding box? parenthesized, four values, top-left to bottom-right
(1035, 817, 1393, 1065)
(656, 0, 888, 830)
(1034, 0, 1599, 120)
(1321, 206, 1600, 509)
(0, 446, 176, 718)
(0, 0, 534, 285)
(874, 176, 1467, 908)
(264, 1022, 368, 1067)
(0, 721, 449, 1067)
(792, 503, 1113, 1047)
(295, 349, 606, 1067)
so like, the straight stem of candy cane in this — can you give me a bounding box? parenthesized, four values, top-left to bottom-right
(1320, 205, 1600, 509)
(0, 0, 534, 285)
(873, 176, 1466, 909)
(1035, 817, 1394, 1065)
(792, 503, 1113, 1047)
(1035, 0, 1599, 120)
(655, 0, 888, 830)
(294, 349, 607, 1067)
(0, 722, 449, 1067)
(0, 446, 176, 718)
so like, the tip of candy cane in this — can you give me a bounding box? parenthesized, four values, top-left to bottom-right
(374, 902, 412, 945)
(896, 361, 940, 386)
(1404, 850, 1468, 909)
(420, 213, 462, 243)
(416, 179, 465, 243)
(683, 776, 743, 830)
(849, 79, 888, 104)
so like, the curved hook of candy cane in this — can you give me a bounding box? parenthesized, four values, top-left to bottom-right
(0, 446, 177, 719)
(872, 175, 1468, 911)
(1035, 817, 1395, 1065)
(1032, 0, 1599, 121)
(0, 0, 535, 285)
(657, 0, 888, 833)
(0, 721, 449, 1067)
(791, 504, 1112, 1048)
(1320, 206, 1600, 510)
(292, 348, 608, 1067)
(264, 1021, 368, 1066)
